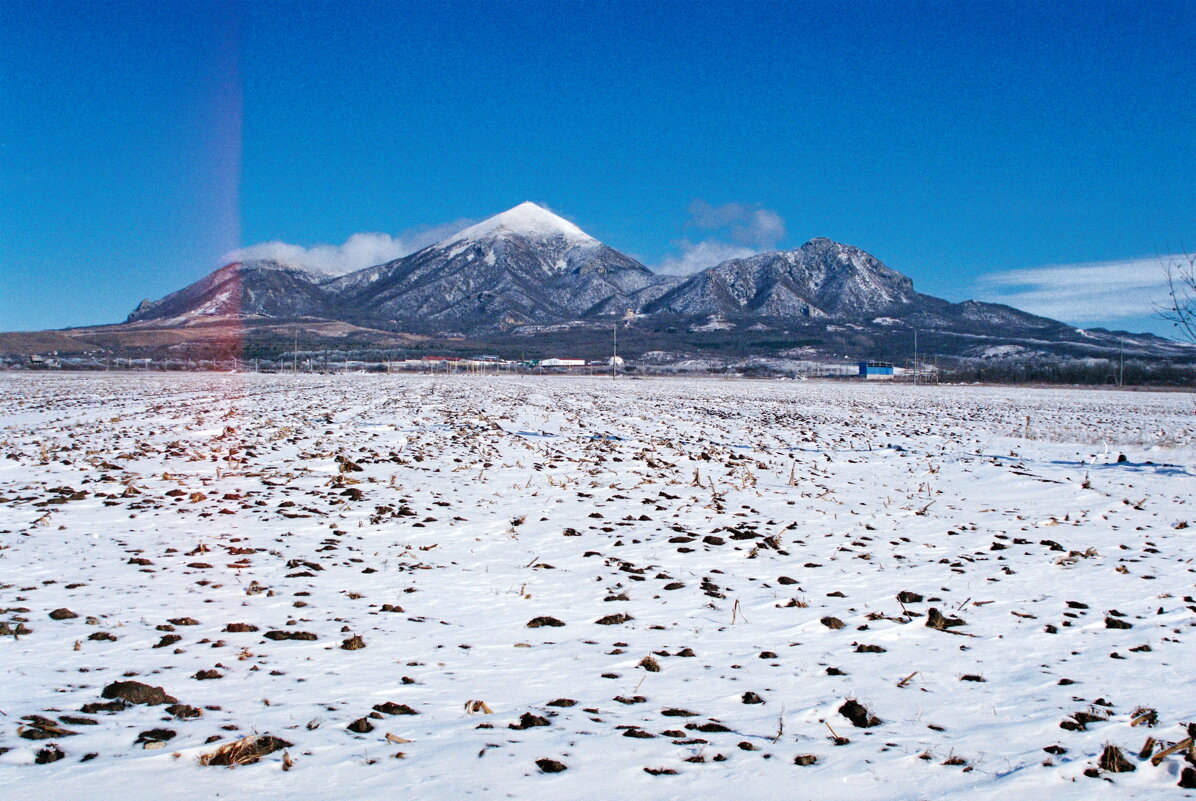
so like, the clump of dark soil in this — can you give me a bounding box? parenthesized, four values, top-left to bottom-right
(101, 680, 176, 706)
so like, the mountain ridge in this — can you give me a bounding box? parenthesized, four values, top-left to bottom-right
(324, 205, 659, 331)
(5, 202, 1189, 364)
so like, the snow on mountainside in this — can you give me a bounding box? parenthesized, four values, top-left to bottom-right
(110, 203, 1192, 359)
(645, 238, 917, 319)
(125, 260, 335, 324)
(441, 201, 597, 247)
(327, 202, 660, 329)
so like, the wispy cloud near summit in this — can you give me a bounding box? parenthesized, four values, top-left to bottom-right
(224, 219, 473, 276)
(657, 200, 786, 275)
(686, 200, 785, 249)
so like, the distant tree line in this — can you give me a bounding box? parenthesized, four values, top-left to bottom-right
(937, 358, 1196, 387)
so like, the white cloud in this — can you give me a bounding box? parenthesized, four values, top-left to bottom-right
(975, 255, 1179, 323)
(687, 199, 785, 249)
(656, 200, 787, 275)
(224, 219, 473, 276)
(656, 240, 758, 275)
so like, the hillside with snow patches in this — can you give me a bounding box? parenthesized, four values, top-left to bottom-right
(109, 202, 1192, 362)
(1, 373, 1194, 798)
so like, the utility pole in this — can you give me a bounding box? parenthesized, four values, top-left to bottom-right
(913, 329, 918, 385)
(1118, 337, 1124, 387)
(612, 321, 618, 378)
(293, 331, 298, 374)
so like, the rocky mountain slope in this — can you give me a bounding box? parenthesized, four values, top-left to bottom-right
(126, 260, 334, 324)
(644, 238, 917, 319)
(4, 202, 1190, 363)
(326, 202, 662, 330)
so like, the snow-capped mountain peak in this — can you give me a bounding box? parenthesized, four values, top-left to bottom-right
(440, 201, 596, 246)
(112, 203, 1187, 360)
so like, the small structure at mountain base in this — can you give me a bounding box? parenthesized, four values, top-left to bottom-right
(859, 361, 895, 380)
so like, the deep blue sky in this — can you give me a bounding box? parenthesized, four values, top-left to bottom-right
(2, 0, 1192, 336)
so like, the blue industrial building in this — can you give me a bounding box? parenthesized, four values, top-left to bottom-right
(858, 361, 895, 379)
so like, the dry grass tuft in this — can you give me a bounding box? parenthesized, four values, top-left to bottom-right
(198, 734, 293, 767)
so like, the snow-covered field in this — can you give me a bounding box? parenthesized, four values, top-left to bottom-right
(1, 373, 1193, 799)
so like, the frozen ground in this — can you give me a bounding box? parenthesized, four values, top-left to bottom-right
(1, 373, 1193, 799)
